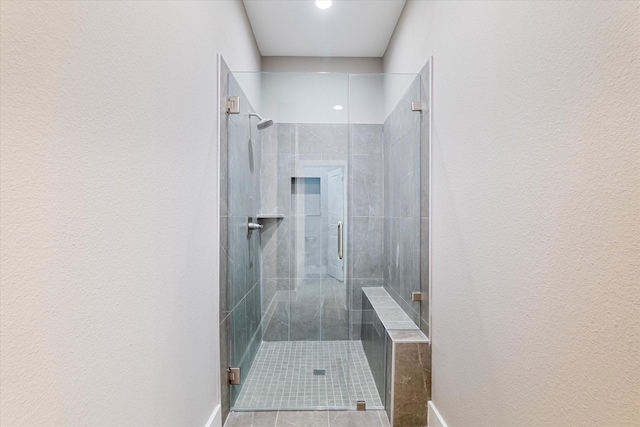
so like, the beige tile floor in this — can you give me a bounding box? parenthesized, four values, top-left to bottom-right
(224, 410, 391, 427)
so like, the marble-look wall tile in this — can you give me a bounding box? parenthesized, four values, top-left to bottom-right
(323, 124, 348, 157)
(248, 283, 263, 350)
(263, 299, 290, 341)
(389, 134, 419, 219)
(350, 278, 384, 339)
(383, 128, 392, 218)
(350, 124, 383, 155)
(227, 121, 248, 217)
(391, 341, 430, 427)
(220, 216, 230, 317)
(348, 124, 385, 335)
(383, 218, 391, 286)
(261, 123, 276, 152)
(228, 217, 247, 310)
(321, 278, 349, 340)
(261, 153, 278, 214)
(303, 216, 323, 274)
(260, 121, 386, 342)
(261, 217, 290, 279)
(398, 217, 420, 314)
(382, 75, 425, 333)
(386, 77, 421, 146)
(276, 154, 292, 214)
(351, 154, 384, 217)
(383, 217, 420, 325)
(262, 279, 290, 342)
(361, 294, 387, 405)
(350, 310, 363, 341)
(261, 152, 292, 216)
(277, 123, 293, 154)
(262, 123, 293, 154)
(351, 217, 383, 279)
(231, 282, 263, 382)
(290, 279, 322, 341)
(294, 124, 322, 155)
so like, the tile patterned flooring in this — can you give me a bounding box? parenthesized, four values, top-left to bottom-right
(233, 341, 382, 410)
(224, 410, 391, 427)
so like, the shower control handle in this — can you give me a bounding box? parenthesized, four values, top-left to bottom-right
(338, 221, 343, 260)
(248, 222, 263, 231)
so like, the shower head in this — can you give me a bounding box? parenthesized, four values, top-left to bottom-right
(257, 117, 274, 130)
(249, 112, 274, 130)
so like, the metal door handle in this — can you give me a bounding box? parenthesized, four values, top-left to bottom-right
(338, 221, 343, 260)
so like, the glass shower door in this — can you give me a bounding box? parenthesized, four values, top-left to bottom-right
(224, 72, 358, 411)
(285, 73, 352, 408)
(223, 71, 423, 412)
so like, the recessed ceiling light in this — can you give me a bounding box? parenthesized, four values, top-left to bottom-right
(316, 1, 332, 10)
(333, 105, 343, 111)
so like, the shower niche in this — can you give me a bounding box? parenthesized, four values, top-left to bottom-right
(218, 55, 431, 422)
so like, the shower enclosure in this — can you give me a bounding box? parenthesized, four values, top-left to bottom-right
(218, 56, 430, 418)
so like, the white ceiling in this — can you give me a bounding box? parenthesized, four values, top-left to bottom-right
(243, 0, 406, 57)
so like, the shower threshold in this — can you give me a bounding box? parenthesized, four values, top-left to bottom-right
(232, 341, 383, 411)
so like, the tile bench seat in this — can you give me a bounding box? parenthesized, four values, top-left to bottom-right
(361, 287, 431, 427)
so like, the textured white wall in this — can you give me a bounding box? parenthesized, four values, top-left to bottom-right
(384, 1, 640, 426)
(0, 2, 260, 426)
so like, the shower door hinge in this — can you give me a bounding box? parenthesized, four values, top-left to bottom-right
(411, 291, 424, 302)
(227, 96, 240, 114)
(356, 401, 366, 411)
(227, 367, 241, 385)
(411, 102, 424, 112)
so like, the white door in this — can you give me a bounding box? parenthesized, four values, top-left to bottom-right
(327, 167, 344, 281)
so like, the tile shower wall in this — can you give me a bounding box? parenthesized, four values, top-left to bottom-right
(260, 123, 359, 342)
(348, 124, 385, 340)
(257, 79, 427, 347)
(219, 60, 263, 415)
(382, 76, 426, 332)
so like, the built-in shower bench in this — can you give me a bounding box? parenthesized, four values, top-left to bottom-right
(361, 287, 430, 427)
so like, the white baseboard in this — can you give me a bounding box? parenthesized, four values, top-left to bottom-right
(428, 401, 448, 427)
(205, 404, 222, 427)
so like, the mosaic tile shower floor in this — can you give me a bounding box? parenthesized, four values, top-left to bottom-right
(233, 341, 383, 410)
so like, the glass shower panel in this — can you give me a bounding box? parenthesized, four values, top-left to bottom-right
(347, 73, 422, 326)
(229, 72, 366, 411)
(225, 72, 264, 408)
(348, 73, 422, 407)
(381, 74, 423, 326)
